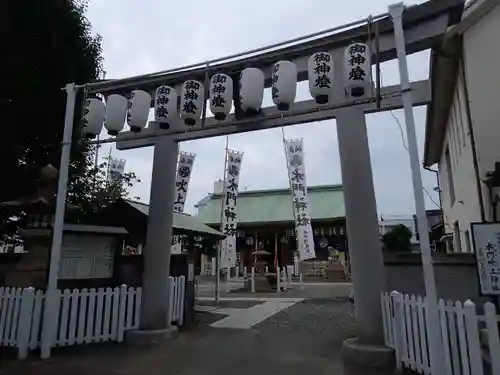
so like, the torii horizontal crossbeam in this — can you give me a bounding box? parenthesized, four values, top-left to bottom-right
(115, 79, 430, 150)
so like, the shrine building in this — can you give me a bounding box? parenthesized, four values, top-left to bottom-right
(195, 182, 348, 278)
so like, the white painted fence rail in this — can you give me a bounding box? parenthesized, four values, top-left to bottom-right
(381, 291, 500, 375)
(0, 276, 186, 359)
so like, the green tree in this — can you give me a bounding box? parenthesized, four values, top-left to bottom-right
(381, 224, 413, 252)
(67, 153, 141, 224)
(0, 0, 103, 240)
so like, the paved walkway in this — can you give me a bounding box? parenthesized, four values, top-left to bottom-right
(0, 298, 361, 375)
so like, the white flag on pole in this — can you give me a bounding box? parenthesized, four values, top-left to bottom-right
(285, 138, 316, 261)
(108, 157, 126, 183)
(220, 149, 243, 268)
(171, 152, 196, 255)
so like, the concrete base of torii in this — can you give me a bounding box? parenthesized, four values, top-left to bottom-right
(335, 109, 395, 373)
(126, 327, 179, 345)
(342, 338, 395, 375)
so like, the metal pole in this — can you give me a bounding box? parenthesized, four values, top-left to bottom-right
(40, 82, 78, 359)
(389, 4, 445, 373)
(215, 135, 229, 302)
(93, 136, 100, 189)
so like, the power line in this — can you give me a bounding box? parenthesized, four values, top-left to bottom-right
(381, 71, 465, 236)
(388, 109, 440, 208)
(379, 68, 440, 209)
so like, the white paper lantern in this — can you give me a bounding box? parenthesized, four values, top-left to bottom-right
(127, 90, 151, 133)
(105, 94, 128, 136)
(180, 80, 204, 126)
(210, 73, 233, 121)
(344, 43, 371, 98)
(272, 61, 297, 111)
(82, 98, 105, 138)
(239, 68, 264, 113)
(154, 85, 178, 130)
(308, 52, 334, 104)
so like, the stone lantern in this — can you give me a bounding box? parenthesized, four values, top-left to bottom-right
(1, 165, 78, 288)
(247, 249, 273, 292)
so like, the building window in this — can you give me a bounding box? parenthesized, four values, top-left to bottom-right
(445, 147, 455, 205)
(464, 230, 472, 253)
(453, 222, 462, 253)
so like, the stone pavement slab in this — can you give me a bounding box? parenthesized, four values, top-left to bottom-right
(209, 299, 303, 329)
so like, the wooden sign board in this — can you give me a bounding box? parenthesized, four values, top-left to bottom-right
(59, 234, 115, 280)
(471, 223, 500, 295)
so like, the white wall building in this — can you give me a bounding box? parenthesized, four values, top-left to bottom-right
(423, 0, 500, 253)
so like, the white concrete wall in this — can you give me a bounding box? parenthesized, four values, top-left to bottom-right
(437, 61, 481, 253)
(462, 2, 500, 223)
(437, 3, 500, 253)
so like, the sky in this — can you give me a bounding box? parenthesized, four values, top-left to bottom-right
(86, 0, 441, 218)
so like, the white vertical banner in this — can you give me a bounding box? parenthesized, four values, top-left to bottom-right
(285, 138, 316, 261)
(220, 149, 243, 268)
(108, 157, 126, 183)
(171, 152, 196, 255)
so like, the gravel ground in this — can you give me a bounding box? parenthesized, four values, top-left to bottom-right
(0, 299, 373, 375)
(256, 298, 356, 336)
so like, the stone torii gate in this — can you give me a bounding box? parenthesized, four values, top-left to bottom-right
(44, 0, 464, 372)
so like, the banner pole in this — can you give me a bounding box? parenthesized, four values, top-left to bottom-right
(215, 135, 229, 303)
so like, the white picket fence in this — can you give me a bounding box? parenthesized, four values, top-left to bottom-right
(168, 276, 185, 325)
(381, 291, 500, 375)
(0, 276, 186, 359)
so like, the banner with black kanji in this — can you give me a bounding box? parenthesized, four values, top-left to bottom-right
(285, 138, 316, 261)
(220, 149, 243, 268)
(107, 157, 126, 184)
(171, 151, 196, 255)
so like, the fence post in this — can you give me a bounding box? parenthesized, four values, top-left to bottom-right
(282, 268, 287, 291)
(287, 265, 293, 287)
(117, 285, 127, 343)
(381, 292, 389, 346)
(17, 287, 35, 360)
(390, 291, 403, 372)
(276, 267, 281, 293)
(225, 267, 230, 293)
(463, 299, 484, 375)
(251, 267, 255, 293)
(167, 277, 174, 326)
(484, 302, 500, 375)
(178, 276, 185, 326)
(299, 274, 304, 290)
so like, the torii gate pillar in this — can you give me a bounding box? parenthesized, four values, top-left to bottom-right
(336, 109, 394, 373)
